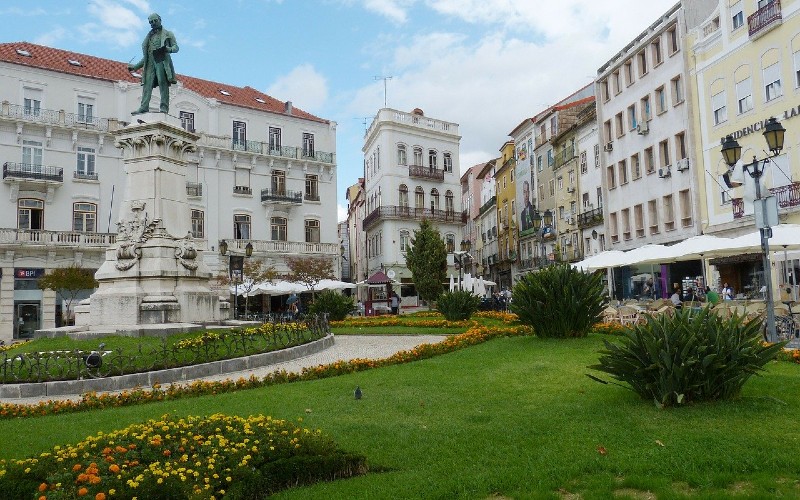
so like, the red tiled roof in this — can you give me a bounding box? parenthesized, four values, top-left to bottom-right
(553, 95, 595, 111)
(0, 42, 327, 124)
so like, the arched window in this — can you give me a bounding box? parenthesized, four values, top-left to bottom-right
(399, 184, 409, 208)
(445, 190, 454, 216)
(414, 186, 424, 211)
(73, 202, 97, 232)
(400, 230, 410, 252)
(428, 149, 438, 170)
(397, 144, 407, 166)
(413, 147, 423, 167)
(445, 233, 455, 253)
(430, 188, 440, 211)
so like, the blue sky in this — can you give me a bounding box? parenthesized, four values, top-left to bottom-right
(2, 0, 678, 220)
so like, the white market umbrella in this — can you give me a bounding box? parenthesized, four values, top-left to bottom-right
(573, 250, 627, 271)
(619, 244, 671, 267)
(316, 279, 357, 291)
(663, 234, 738, 261)
(475, 277, 487, 298)
(726, 224, 800, 253)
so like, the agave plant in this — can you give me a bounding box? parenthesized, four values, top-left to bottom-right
(510, 264, 607, 338)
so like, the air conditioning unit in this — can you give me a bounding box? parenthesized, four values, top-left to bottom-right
(636, 122, 649, 135)
(603, 141, 614, 152)
(658, 166, 672, 178)
(676, 158, 690, 171)
(566, 186, 575, 193)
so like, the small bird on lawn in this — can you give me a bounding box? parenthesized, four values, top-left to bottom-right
(354, 386, 362, 400)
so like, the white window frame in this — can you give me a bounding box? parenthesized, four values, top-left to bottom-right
(731, 1, 744, 30)
(736, 78, 753, 114)
(764, 63, 782, 102)
(76, 146, 96, 177)
(72, 202, 97, 232)
(712, 90, 727, 125)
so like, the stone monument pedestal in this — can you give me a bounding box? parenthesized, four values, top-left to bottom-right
(58, 115, 229, 336)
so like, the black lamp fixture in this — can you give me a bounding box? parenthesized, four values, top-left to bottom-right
(219, 239, 253, 319)
(719, 116, 785, 343)
(460, 239, 472, 252)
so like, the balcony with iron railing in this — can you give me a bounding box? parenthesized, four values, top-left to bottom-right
(553, 146, 576, 169)
(408, 165, 445, 181)
(186, 182, 203, 197)
(748, 0, 781, 38)
(304, 191, 320, 202)
(73, 171, 98, 181)
(577, 207, 603, 228)
(731, 182, 799, 219)
(261, 188, 303, 204)
(0, 228, 116, 247)
(197, 135, 335, 164)
(3, 162, 63, 183)
(226, 239, 339, 257)
(479, 196, 496, 216)
(363, 205, 466, 230)
(0, 102, 123, 132)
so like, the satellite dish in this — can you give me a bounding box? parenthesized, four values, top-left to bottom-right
(387, 270, 396, 279)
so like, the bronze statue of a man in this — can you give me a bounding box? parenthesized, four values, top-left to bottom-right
(129, 13, 179, 115)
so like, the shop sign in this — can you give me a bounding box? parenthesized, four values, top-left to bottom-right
(719, 104, 800, 144)
(15, 268, 45, 279)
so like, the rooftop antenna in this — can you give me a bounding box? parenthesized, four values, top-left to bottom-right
(353, 117, 372, 132)
(374, 75, 393, 107)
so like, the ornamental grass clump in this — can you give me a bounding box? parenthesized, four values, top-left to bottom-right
(308, 290, 355, 321)
(436, 290, 481, 321)
(0, 413, 367, 499)
(589, 307, 787, 407)
(510, 264, 606, 338)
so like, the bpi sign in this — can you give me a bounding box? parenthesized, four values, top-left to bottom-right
(15, 268, 45, 279)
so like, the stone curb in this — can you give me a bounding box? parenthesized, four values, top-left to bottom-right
(0, 334, 335, 400)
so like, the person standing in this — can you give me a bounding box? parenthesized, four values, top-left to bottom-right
(129, 13, 179, 115)
(705, 286, 720, 305)
(390, 291, 399, 315)
(722, 282, 733, 301)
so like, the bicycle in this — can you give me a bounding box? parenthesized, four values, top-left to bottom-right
(763, 301, 800, 344)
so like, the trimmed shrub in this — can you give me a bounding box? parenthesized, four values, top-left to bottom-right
(510, 264, 607, 338)
(589, 307, 786, 407)
(437, 290, 481, 321)
(309, 290, 355, 321)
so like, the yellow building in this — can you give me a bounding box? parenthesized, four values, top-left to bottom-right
(494, 141, 517, 289)
(688, 0, 800, 296)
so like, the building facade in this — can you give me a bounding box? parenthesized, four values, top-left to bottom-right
(475, 159, 498, 282)
(0, 42, 339, 340)
(361, 108, 463, 302)
(494, 141, 517, 289)
(687, 0, 800, 297)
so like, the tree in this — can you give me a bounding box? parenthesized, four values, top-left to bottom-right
(405, 219, 447, 305)
(217, 259, 278, 318)
(285, 256, 335, 299)
(38, 264, 99, 326)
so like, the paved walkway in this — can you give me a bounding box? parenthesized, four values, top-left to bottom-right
(2, 335, 447, 406)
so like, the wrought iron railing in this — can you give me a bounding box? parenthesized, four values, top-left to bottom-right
(577, 207, 603, 228)
(3, 162, 63, 182)
(748, 0, 781, 37)
(0, 103, 119, 131)
(304, 192, 320, 202)
(261, 188, 302, 204)
(732, 198, 744, 219)
(363, 205, 466, 230)
(479, 196, 496, 216)
(0, 228, 116, 246)
(769, 181, 800, 209)
(230, 239, 339, 256)
(0, 317, 329, 383)
(409, 165, 445, 181)
(186, 182, 203, 197)
(73, 171, 98, 181)
(212, 137, 335, 164)
(553, 146, 576, 169)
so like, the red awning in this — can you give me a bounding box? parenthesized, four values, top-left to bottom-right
(365, 270, 392, 284)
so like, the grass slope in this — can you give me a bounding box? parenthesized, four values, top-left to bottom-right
(2, 334, 799, 498)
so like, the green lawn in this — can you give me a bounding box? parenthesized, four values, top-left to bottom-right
(2, 334, 799, 498)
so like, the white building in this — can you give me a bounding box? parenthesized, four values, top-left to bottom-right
(595, 4, 704, 298)
(475, 159, 498, 280)
(0, 42, 339, 340)
(361, 108, 463, 302)
(574, 106, 605, 258)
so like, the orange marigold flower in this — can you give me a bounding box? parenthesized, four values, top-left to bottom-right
(39, 482, 48, 492)
(78, 487, 89, 496)
(109, 464, 120, 473)
(163, 449, 171, 456)
(72, 464, 83, 472)
(95, 494, 107, 500)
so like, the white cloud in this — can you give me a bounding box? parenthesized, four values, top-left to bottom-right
(347, 0, 676, 178)
(76, 0, 149, 47)
(363, 0, 415, 23)
(338, 203, 348, 223)
(266, 64, 329, 114)
(34, 27, 68, 47)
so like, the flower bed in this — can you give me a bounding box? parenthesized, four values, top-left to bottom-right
(0, 413, 366, 499)
(0, 323, 531, 420)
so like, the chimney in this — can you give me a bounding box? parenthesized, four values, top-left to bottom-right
(285, 101, 293, 114)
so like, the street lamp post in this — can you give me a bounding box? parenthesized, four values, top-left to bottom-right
(219, 239, 253, 320)
(531, 209, 554, 268)
(720, 117, 785, 342)
(455, 239, 472, 291)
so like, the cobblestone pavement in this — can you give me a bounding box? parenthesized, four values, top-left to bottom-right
(3, 335, 447, 406)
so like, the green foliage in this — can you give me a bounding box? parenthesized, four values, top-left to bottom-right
(510, 264, 607, 338)
(309, 290, 355, 321)
(589, 307, 787, 407)
(37, 264, 99, 325)
(436, 290, 481, 321)
(285, 256, 335, 296)
(404, 219, 447, 304)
